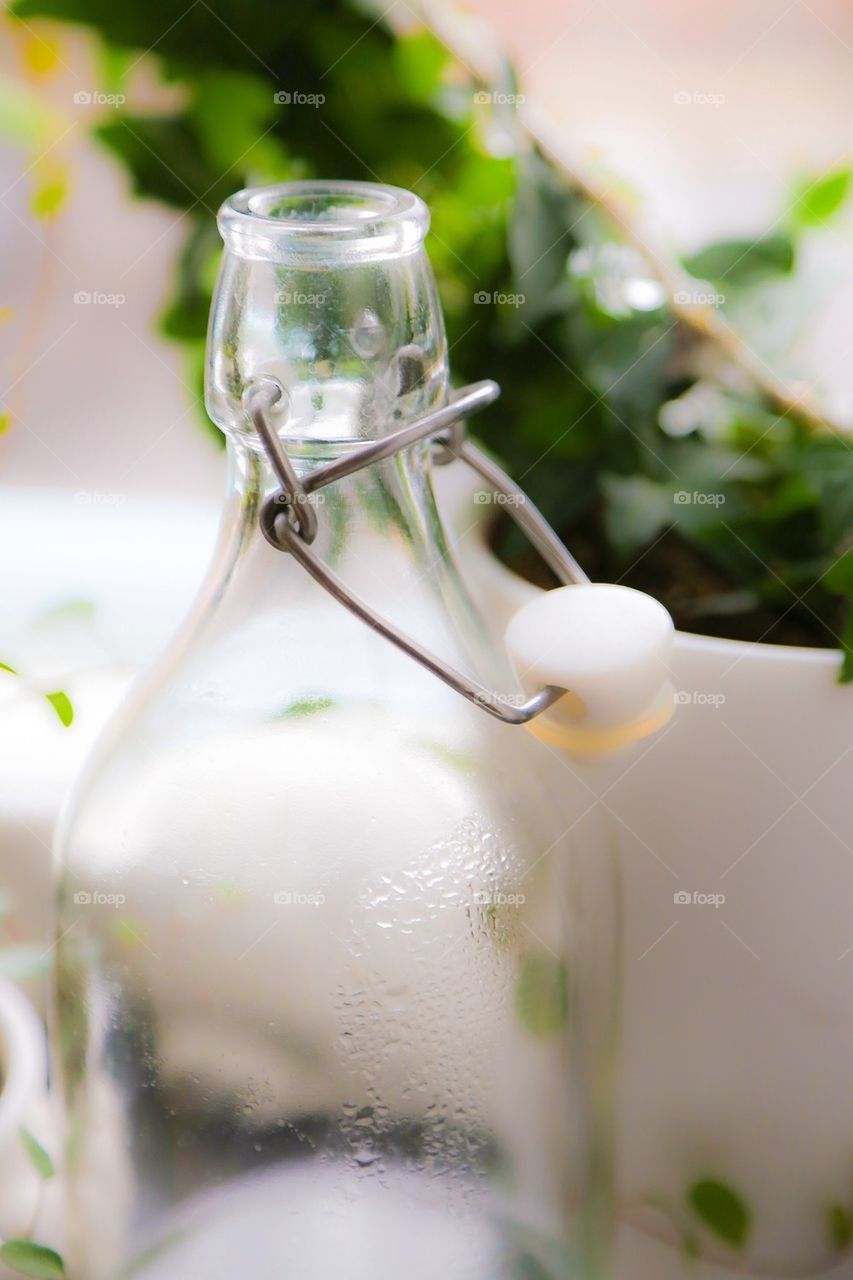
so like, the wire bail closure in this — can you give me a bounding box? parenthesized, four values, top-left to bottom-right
(243, 376, 587, 726)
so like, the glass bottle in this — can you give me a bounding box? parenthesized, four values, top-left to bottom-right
(54, 181, 618, 1280)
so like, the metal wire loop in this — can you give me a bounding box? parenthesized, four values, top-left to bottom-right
(243, 376, 588, 725)
(243, 378, 318, 544)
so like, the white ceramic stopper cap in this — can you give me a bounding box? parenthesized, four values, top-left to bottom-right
(505, 584, 675, 752)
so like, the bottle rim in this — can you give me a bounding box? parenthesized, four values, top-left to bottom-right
(218, 180, 430, 265)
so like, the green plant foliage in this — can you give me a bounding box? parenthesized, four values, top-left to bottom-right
(688, 1177, 751, 1249)
(791, 168, 852, 228)
(34, 599, 97, 626)
(273, 694, 335, 719)
(12, 0, 853, 670)
(827, 1203, 853, 1251)
(44, 689, 74, 726)
(19, 1128, 55, 1181)
(0, 1241, 64, 1280)
(1, 663, 75, 725)
(30, 169, 68, 220)
(683, 233, 795, 286)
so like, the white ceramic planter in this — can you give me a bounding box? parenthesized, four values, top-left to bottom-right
(607, 634, 853, 1278)
(455, 508, 853, 1277)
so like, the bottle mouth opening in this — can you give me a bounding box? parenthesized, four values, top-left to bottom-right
(218, 181, 430, 265)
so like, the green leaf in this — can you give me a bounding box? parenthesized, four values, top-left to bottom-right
(35, 599, 97, 628)
(274, 695, 335, 720)
(688, 1177, 751, 1248)
(44, 690, 74, 727)
(393, 29, 449, 103)
(515, 952, 569, 1037)
(189, 69, 278, 179)
(97, 42, 136, 95)
(798, 445, 853, 546)
(827, 1203, 853, 1251)
(0, 670, 74, 726)
(825, 550, 853, 597)
(96, 116, 232, 212)
(792, 168, 852, 228)
(683, 234, 795, 286)
(19, 1128, 56, 1180)
(30, 170, 69, 220)
(837, 602, 853, 684)
(0, 1241, 65, 1279)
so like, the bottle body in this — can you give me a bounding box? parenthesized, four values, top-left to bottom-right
(54, 182, 619, 1279)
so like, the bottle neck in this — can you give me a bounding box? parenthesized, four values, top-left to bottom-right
(207, 184, 447, 448)
(197, 179, 508, 706)
(225, 431, 450, 589)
